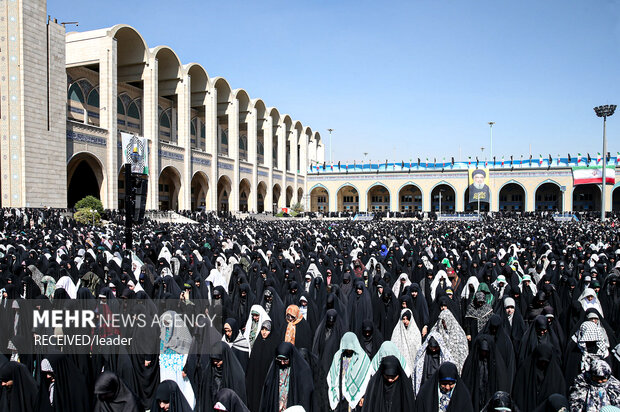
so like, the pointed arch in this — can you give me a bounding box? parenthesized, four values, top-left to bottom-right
(431, 181, 456, 213)
(191, 171, 209, 211)
(158, 166, 182, 210)
(337, 183, 359, 213)
(535, 180, 563, 211)
(398, 182, 423, 212)
(498, 180, 527, 211)
(67, 152, 106, 208)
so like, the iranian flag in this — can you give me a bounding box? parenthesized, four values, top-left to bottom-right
(572, 166, 616, 185)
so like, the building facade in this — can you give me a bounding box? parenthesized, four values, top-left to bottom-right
(1, 0, 325, 212)
(307, 162, 620, 213)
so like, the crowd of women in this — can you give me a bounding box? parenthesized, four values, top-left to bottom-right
(0, 208, 619, 411)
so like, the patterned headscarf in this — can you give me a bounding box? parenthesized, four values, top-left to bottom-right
(284, 305, 302, 345)
(412, 332, 454, 394)
(465, 292, 493, 333)
(589, 359, 612, 382)
(327, 332, 372, 410)
(574, 320, 609, 358)
(431, 309, 469, 373)
(160, 311, 193, 355)
(569, 360, 620, 412)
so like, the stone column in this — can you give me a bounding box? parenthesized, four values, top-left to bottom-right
(330, 185, 338, 213)
(455, 187, 463, 212)
(276, 124, 286, 208)
(265, 117, 274, 213)
(390, 190, 399, 212)
(291, 129, 299, 204)
(177, 72, 191, 210)
(248, 107, 258, 213)
(206, 89, 218, 211)
(526, 185, 536, 212)
(299, 133, 308, 209)
(358, 187, 367, 212)
(228, 100, 239, 212)
(98, 38, 118, 209)
(143, 56, 159, 210)
(299, 133, 308, 178)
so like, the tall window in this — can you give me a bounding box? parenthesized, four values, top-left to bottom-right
(86, 89, 100, 126)
(67, 83, 85, 122)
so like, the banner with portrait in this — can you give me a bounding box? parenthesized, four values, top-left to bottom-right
(121, 132, 149, 175)
(468, 168, 490, 203)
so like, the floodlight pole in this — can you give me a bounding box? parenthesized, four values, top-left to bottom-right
(594, 105, 616, 221)
(603, 117, 607, 221)
(489, 122, 495, 212)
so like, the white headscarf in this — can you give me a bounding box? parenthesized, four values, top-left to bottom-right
(207, 268, 226, 289)
(243, 304, 270, 349)
(578, 288, 604, 317)
(461, 275, 480, 299)
(55, 276, 78, 299)
(430, 270, 452, 301)
(392, 273, 411, 298)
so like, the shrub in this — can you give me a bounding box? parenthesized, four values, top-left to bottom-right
(74, 195, 104, 215)
(74, 208, 101, 226)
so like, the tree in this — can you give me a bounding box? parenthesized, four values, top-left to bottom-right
(74, 195, 104, 214)
(74, 208, 101, 226)
(73, 195, 103, 226)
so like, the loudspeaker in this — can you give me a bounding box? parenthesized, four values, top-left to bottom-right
(133, 178, 148, 224)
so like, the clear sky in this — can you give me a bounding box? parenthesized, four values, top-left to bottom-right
(49, 0, 620, 164)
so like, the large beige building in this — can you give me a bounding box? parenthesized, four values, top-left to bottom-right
(2, 0, 619, 214)
(1, 0, 324, 212)
(307, 163, 620, 213)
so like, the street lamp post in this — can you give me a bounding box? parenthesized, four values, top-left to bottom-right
(327, 128, 334, 165)
(489, 122, 495, 212)
(594, 105, 616, 221)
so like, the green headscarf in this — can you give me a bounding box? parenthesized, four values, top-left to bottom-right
(327, 332, 372, 410)
(477, 282, 495, 305)
(370, 341, 410, 376)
